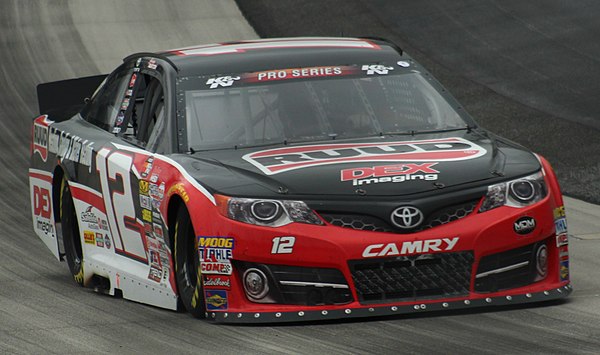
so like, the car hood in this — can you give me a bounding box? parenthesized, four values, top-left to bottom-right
(177, 131, 541, 198)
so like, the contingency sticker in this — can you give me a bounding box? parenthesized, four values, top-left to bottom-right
(205, 290, 228, 310)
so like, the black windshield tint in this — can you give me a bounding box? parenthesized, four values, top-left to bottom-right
(181, 72, 469, 150)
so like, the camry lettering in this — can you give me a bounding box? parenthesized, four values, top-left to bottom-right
(243, 138, 486, 175)
(362, 237, 459, 258)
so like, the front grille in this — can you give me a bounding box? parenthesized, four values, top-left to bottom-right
(320, 199, 479, 234)
(349, 251, 474, 304)
(475, 240, 547, 293)
(420, 200, 478, 230)
(321, 214, 395, 233)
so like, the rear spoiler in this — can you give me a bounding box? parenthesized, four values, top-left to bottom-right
(36, 74, 107, 115)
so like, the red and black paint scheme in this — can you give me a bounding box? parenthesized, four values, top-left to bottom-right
(29, 37, 570, 323)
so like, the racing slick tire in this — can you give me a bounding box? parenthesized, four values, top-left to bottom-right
(174, 206, 206, 318)
(60, 178, 85, 286)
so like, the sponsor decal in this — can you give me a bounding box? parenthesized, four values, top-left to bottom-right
(556, 233, 568, 247)
(514, 216, 536, 235)
(140, 156, 154, 178)
(143, 222, 153, 239)
(135, 58, 142, 67)
(555, 217, 567, 235)
(362, 237, 459, 258)
(560, 260, 569, 281)
(80, 206, 98, 225)
(125, 89, 133, 97)
(553, 206, 566, 219)
(142, 209, 152, 222)
(115, 112, 125, 126)
(84, 230, 95, 244)
(362, 64, 394, 75)
(140, 195, 152, 209)
(341, 163, 439, 186)
(203, 276, 231, 289)
(206, 76, 240, 89)
(200, 261, 232, 275)
(149, 249, 162, 269)
(99, 219, 109, 231)
(246, 66, 351, 83)
(139, 180, 149, 195)
(148, 182, 165, 201)
(33, 184, 55, 237)
(48, 129, 94, 168)
(147, 58, 157, 70)
(198, 237, 234, 261)
(129, 73, 137, 88)
(104, 235, 112, 249)
(152, 211, 163, 224)
(95, 233, 104, 247)
(167, 183, 190, 203)
(153, 224, 164, 241)
(35, 218, 54, 236)
(243, 137, 486, 175)
(558, 245, 569, 262)
(150, 173, 159, 183)
(33, 185, 51, 220)
(32, 115, 53, 162)
(148, 266, 162, 282)
(120, 98, 130, 111)
(397, 61, 410, 68)
(205, 290, 228, 310)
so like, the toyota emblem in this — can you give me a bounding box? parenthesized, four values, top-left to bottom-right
(390, 206, 424, 229)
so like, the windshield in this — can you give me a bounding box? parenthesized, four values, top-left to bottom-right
(180, 68, 470, 150)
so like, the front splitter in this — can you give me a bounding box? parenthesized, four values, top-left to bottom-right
(206, 283, 572, 324)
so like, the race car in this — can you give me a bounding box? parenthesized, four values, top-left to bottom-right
(29, 37, 571, 323)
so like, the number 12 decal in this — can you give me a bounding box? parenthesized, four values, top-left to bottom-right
(97, 148, 147, 263)
(271, 236, 295, 254)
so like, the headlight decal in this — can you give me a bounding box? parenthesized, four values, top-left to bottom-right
(479, 171, 547, 212)
(215, 194, 323, 227)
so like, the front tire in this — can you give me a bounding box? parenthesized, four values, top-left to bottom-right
(174, 206, 205, 318)
(60, 178, 84, 286)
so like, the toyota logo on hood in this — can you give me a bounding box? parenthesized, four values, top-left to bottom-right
(390, 206, 424, 229)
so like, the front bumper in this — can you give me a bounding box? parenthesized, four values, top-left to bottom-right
(206, 283, 572, 323)
(193, 179, 570, 323)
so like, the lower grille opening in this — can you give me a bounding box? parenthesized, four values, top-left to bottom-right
(475, 240, 548, 293)
(349, 251, 474, 304)
(237, 262, 353, 306)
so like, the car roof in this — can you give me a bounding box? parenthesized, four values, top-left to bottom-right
(152, 37, 405, 76)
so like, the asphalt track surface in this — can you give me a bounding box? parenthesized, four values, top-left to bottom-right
(0, 1, 599, 353)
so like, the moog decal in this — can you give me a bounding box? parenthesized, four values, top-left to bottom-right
(243, 137, 486, 175)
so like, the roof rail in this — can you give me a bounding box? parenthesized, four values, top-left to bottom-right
(359, 36, 403, 55)
(122, 52, 178, 72)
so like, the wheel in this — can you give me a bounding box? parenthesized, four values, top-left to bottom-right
(60, 178, 84, 286)
(173, 206, 205, 318)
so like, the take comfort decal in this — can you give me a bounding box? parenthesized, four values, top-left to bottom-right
(243, 137, 486, 175)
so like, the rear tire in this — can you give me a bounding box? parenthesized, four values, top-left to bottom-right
(60, 178, 84, 286)
(173, 206, 205, 318)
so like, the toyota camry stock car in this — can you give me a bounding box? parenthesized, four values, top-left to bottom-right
(29, 37, 571, 323)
